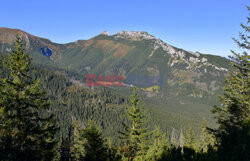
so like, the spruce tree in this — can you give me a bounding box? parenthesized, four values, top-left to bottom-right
(199, 118, 214, 153)
(170, 127, 177, 147)
(107, 137, 122, 161)
(179, 128, 184, 153)
(71, 118, 108, 161)
(53, 134, 63, 161)
(212, 6, 250, 161)
(70, 118, 86, 160)
(145, 126, 168, 161)
(119, 87, 150, 160)
(183, 127, 196, 150)
(82, 119, 108, 161)
(0, 36, 57, 160)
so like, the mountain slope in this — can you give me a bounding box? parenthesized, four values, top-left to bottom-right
(0, 27, 231, 122)
(0, 27, 64, 64)
(0, 52, 204, 141)
(58, 31, 230, 114)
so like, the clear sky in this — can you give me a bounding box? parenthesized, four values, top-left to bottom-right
(0, 0, 249, 57)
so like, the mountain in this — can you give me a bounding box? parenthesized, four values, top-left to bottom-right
(0, 27, 65, 64)
(0, 27, 231, 124)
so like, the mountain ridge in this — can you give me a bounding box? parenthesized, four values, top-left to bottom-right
(0, 27, 231, 121)
(0, 27, 228, 58)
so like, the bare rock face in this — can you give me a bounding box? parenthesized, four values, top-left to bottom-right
(189, 51, 201, 57)
(101, 30, 110, 36)
(115, 31, 155, 40)
(113, 30, 228, 72)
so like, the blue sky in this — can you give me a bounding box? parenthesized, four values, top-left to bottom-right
(0, 0, 249, 57)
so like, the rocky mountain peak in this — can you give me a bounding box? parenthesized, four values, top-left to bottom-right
(101, 30, 110, 36)
(115, 31, 156, 40)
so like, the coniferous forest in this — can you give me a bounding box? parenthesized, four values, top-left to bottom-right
(0, 5, 249, 161)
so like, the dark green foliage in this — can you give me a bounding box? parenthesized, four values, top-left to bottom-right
(212, 7, 250, 161)
(145, 126, 169, 161)
(106, 137, 122, 161)
(119, 87, 150, 160)
(198, 119, 215, 153)
(183, 127, 196, 150)
(0, 36, 57, 161)
(70, 118, 111, 161)
(70, 118, 86, 160)
(82, 120, 109, 161)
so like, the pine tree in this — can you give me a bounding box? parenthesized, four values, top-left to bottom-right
(60, 128, 72, 161)
(53, 134, 63, 161)
(70, 118, 86, 160)
(82, 119, 108, 161)
(179, 128, 184, 153)
(71, 118, 108, 161)
(199, 118, 215, 153)
(0, 36, 57, 160)
(119, 87, 150, 160)
(212, 6, 250, 161)
(170, 127, 177, 147)
(145, 126, 169, 161)
(107, 137, 122, 161)
(183, 127, 196, 150)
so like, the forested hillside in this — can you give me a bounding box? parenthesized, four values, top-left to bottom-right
(0, 51, 204, 141)
(0, 33, 249, 160)
(0, 26, 232, 136)
(0, 26, 231, 125)
(0, 6, 249, 161)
